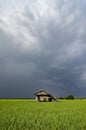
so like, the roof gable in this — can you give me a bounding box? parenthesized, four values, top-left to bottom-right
(34, 90, 51, 96)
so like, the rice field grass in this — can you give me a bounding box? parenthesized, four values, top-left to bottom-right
(0, 99, 86, 130)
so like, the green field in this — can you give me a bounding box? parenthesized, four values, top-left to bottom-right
(0, 99, 86, 130)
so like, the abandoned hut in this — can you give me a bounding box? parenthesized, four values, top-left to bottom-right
(34, 90, 57, 102)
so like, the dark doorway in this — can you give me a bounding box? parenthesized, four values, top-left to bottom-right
(49, 98, 52, 102)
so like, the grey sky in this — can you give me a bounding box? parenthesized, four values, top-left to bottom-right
(0, 0, 86, 98)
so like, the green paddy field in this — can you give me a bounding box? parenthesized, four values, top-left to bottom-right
(0, 99, 86, 130)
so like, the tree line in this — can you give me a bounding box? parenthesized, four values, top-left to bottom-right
(58, 95, 74, 100)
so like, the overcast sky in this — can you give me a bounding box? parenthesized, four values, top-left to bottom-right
(0, 0, 86, 98)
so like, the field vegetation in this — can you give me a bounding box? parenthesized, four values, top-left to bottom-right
(0, 99, 86, 130)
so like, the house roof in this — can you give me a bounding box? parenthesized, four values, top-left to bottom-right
(34, 90, 56, 100)
(34, 90, 50, 95)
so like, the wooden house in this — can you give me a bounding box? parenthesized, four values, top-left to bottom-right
(34, 90, 57, 102)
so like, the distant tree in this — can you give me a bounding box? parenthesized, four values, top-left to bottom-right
(66, 95, 74, 100)
(58, 97, 64, 99)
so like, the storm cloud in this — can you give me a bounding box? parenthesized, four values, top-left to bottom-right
(0, 0, 86, 98)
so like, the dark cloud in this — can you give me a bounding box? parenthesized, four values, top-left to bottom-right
(0, 0, 86, 98)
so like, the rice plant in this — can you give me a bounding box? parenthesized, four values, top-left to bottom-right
(0, 99, 86, 130)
